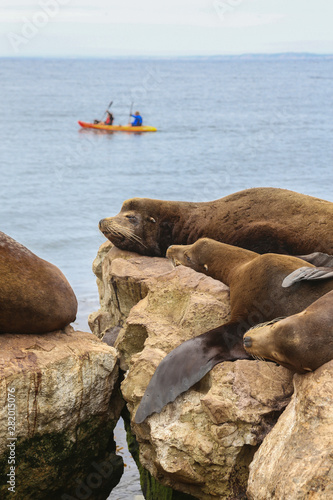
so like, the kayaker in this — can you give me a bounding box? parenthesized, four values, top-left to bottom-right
(130, 111, 143, 127)
(105, 111, 114, 125)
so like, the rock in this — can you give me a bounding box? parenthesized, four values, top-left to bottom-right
(247, 360, 333, 500)
(91, 244, 294, 499)
(89, 243, 174, 339)
(115, 259, 231, 372)
(124, 360, 292, 499)
(122, 407, 198, 500)
(0, 326, 123, 500)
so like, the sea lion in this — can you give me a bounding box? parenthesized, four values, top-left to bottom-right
(134, 238, 333, 423)
(243, 290, 333, 373)
(99, 187, 333, 257)
(0, 231, 78, 334)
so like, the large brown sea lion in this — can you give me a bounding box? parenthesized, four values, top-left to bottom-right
(99, 188, 333, 257)
(134, 238, 333, 423)
(0, 231, 78, 334)
(243, 290, 333, 373)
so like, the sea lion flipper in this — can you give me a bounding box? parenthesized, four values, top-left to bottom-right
(282, 266, 333, 288)
(134, 336, 217, 423)
(134, 324, 248, 423)
(297, 252, 333, 268)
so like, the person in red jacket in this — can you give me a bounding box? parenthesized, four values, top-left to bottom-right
(104, 111, 114, 125)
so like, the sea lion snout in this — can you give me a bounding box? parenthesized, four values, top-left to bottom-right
(99, 218, 113, 232)
(243, 336, 252, 348)
(166, 244, 186, 266)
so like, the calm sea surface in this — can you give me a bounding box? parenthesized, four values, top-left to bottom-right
(1, 56, 333, 498)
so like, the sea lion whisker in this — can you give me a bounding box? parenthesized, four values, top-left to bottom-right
(129, 235, 147, 248)
(252, 354, 278, 374)
(101, 220, 149, 250)
(115, 226, 148, 249)
(112, 223, 139, 239)
(123, 231, 148, 248)
(111, 222, 128, 234)
(111, 229, 123, 237)
(105, 223, 133, 237)
(103, 224, 122, 236)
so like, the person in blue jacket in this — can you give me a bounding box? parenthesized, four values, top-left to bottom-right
(131, 111, 143, 127)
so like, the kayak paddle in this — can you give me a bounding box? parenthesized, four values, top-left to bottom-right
(129, 102, 133, 123)
(100, 100, 113, 122)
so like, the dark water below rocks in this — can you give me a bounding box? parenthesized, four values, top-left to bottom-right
(1, 55, 332, 498)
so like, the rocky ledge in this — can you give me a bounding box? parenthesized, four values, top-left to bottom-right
(0, 326, 123, 500)
(90, 243, 297, 499)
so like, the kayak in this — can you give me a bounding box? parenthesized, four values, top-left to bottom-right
(78, 121, 157, 132)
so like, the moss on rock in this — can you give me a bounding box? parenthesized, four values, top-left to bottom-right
(0, 415, 123, 500)
(122, 407, 197, 500)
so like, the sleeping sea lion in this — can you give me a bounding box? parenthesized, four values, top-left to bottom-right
(0, 231, 78, 334)
(134, 238, 333, 423)
(243, 289, 333, 373)
(99, 187, 333, 257)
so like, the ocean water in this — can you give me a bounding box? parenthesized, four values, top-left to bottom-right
(1, 55, 333, 498)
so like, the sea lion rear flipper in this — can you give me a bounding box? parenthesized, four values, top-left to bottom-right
(134, 323, 248, 423)
(282, 266, 333, 288)
(297, 252, 333, 267)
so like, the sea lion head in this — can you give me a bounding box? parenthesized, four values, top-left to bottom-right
(242, 317, 307, 373)
(243, 291, 333, 374)
(166, 238, 212, 275)
(99, 198, 177, 256)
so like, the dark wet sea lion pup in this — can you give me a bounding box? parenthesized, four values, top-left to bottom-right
(134, 238, 333, 423)
(243, 289, 333, 373)
(99, 187, 333, 257)
(0, 231, 78, 334)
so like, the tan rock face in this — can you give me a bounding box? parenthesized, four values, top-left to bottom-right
(0, 327, 123, 499)
(247, 360, 333, 500)
(125, 361, 292, 499)
(91, 244, 294, 499)
(89, 242, 174, 339)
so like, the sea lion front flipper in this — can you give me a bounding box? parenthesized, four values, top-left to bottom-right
(297, 252, 333, 267)
(134, 323, 249, 423)
(282, 266, 333, 288)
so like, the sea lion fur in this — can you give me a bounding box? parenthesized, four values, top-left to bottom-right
(99, 188, 333, 257)
(0, 231, 78, 334)
(134, 238, 333, 423)
(243, 290, 333, 373)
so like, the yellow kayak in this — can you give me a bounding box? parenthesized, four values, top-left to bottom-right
(78, 121, 157, 132)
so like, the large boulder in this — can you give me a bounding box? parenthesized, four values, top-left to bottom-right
(0, 327, 123, 499)
(90, 243, 294, 499)
(247, 360, 333, 500)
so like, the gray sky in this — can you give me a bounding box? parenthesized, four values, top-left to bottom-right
(1, 0, 333, 57)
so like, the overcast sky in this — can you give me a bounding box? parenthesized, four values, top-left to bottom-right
(1, 0, 333, 58)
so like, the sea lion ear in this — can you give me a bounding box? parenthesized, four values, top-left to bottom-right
(204, 264, 208, 271)
(148, 217, 156, 223)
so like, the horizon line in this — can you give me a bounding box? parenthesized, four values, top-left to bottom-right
(1, 51, 333, 60)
